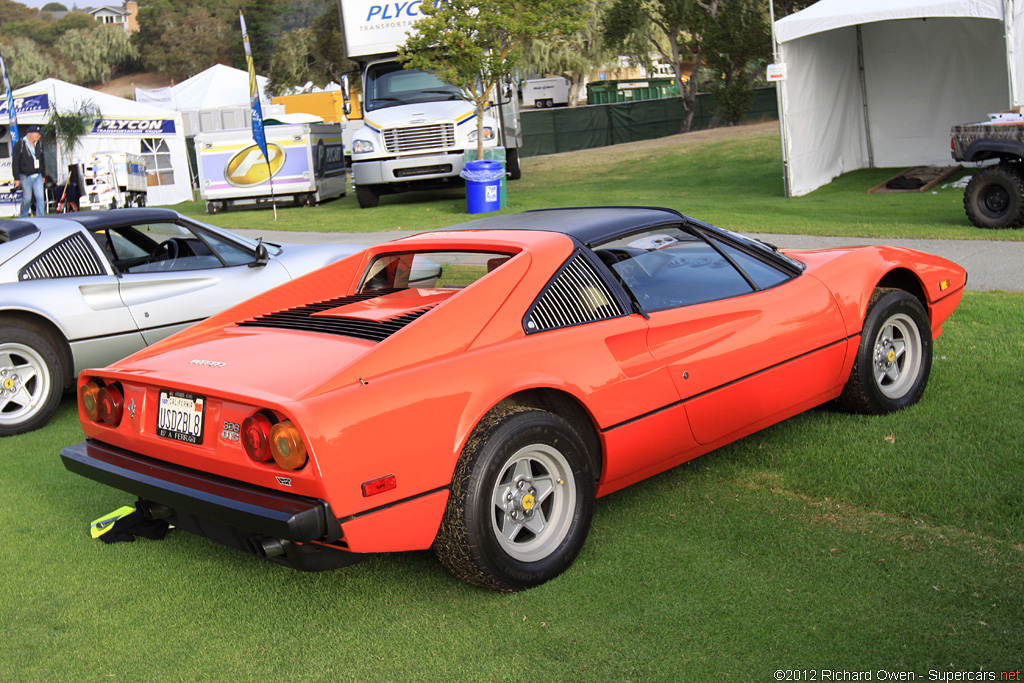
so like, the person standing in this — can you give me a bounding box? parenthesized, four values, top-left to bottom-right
(13, 124, 46, 218)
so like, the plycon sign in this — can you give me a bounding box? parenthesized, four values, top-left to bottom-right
(224, 143, 286, 188)
(343, 0, 449, 57)
(92, 118, 177, 135)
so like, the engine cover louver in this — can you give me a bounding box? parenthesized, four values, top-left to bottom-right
(19, 232, 105, 281)
(236, 290, 435, 343)
(524, 254, 625, 333)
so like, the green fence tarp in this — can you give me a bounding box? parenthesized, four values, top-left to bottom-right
(521, 86, 777, 158)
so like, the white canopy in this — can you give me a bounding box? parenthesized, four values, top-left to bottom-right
(0, 78, 192, 205)
(774, 0, 1024, 196)
(135, 64, 268, 110)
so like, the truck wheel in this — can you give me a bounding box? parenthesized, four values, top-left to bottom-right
(963, 165, 1024, 229)
(356, 185, 380, 209)
(505, 148, 522, 181)
(207, 201, 219, 214)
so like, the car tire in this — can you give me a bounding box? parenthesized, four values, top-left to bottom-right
(505, 148, 522, 181)
(839, 288, 932, 415)
(963, 165, 1024, 229)
(0, 322, 65, 436)
(434, 407, 595, 591)
(356, 185, 380, 209)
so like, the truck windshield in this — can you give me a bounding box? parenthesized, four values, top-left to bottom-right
(364, 62, 464, 112)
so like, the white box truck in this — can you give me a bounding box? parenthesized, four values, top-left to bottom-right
(78, 152, 148, 210)
(339, 0, 523, 208)
(522, 77, 570, 108)
(195, 123, 346, 214)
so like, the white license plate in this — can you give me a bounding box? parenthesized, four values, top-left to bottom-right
(156, 390, 206, 444)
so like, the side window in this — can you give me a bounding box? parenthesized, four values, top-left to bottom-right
(105, 222, 226, 273)
(594, 226, 753, 311)
(706, 234, 792, 290)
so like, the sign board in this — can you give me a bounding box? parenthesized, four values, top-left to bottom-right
(766, 63, 787, 82)
(340, 0, 447, 58)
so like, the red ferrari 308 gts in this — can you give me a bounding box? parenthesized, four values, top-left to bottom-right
(61, 207, 966, 591)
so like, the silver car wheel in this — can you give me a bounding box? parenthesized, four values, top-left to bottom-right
(871, 312, 923, 400)
(0, 342, 51, 428)
(490, 443, 577, 563)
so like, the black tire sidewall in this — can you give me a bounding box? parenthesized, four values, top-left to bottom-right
(0, 323, 64, 436)
(850, 291, 932, 413)
(964, 165, 1024, 229)
(455, 410, 594, 590)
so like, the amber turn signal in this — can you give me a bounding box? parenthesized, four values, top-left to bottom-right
(80, 381, 101, 422)
(269, 420, 307, 471)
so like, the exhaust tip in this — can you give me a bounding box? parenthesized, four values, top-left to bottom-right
(248, 537, 287, 558)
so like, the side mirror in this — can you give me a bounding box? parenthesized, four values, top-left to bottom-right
(250, 238, 269, 268)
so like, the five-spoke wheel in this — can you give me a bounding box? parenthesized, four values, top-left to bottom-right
(0, 323, 64, 436)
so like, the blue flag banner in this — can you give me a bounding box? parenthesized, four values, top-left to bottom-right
(239, 11, 268, 162)
(0, 49, 18, 145)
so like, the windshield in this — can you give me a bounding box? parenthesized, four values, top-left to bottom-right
(364, 61, 464, 112)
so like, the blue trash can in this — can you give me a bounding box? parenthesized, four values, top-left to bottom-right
(462, 160, 504, 214)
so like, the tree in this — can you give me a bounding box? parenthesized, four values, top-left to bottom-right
(136, 5, 235, 80)
(522, 0, 618, 106)
(700, 0, 770, 126)
(0, 36, 61, 86)
(57, 24, 137, 85)
(44, 100, 99, 185)
(603, 0, 702, 132)
(41, 3, 68, 11)
(399, 0, 586, 160)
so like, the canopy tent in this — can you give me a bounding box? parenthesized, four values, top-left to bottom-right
(773, 0, 1024, 196)
(135, 64, 269, 109)
(0, 78, 191, 206)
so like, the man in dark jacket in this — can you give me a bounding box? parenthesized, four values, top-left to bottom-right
(13, 124, 46, 217)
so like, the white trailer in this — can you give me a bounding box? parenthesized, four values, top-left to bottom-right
(522, 77, 570, 108)
(195, 123, 346, 214)
(339, 0, 523, 208)
(78, 152, 148, 210)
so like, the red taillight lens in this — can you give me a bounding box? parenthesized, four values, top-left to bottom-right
(242, 413, 273, 462)
(269, 420, 307, 471)
(80, 381, 101, 422)
(97, 384, 123, 426)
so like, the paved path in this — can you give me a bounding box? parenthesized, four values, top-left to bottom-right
(237, 229, 1023, 293)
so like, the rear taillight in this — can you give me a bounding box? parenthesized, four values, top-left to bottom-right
(269, 420, 307, 470)
(80, 380, 123, 427)
(242, 413, 273, 462)
(97, 385, 124, 426)
(80, 382, 101, 422)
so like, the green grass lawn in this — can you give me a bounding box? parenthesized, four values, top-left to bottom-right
(1, 127, 1021, 680)
(177, 122, 1023, 242)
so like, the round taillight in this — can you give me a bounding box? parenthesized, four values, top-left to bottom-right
(269, 420, 307, 471)
(97, 384, 124, 426)
(80, 382, 101, 422)
(242, 413, 273, 462)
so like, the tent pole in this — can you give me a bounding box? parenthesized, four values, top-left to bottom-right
(770, 0, 792, 197)
(1005, 0, 1018, 108)
(856, 25, 875, 169)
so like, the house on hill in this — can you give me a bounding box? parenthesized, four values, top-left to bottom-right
(87, 2, 139, 34)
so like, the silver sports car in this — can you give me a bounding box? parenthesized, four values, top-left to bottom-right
(0, 208, 362, 435)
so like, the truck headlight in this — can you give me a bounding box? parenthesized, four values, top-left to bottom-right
(352, 140, 375, 154)
(468, 127, 495, 143)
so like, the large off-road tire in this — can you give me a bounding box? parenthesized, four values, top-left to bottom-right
(963, 165, 1024, 229)
(839, 288, 932, 415)
(0, 322, 65, 436)
(356, 185, 380, 209)
(505, 147, 522, 181)
(434, 407, 595, 592)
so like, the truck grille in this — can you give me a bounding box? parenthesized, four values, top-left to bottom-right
(383, 123, 456, 153)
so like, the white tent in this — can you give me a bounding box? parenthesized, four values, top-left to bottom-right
(135, 64, 268, 109)
(773, 0, 1024, 196)
(0, 78, 192, 205)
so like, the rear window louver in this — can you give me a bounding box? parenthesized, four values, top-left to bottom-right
(524, 253, 625, 333)
(236, 290, 435, 343)
(19, 232, 105, 280)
